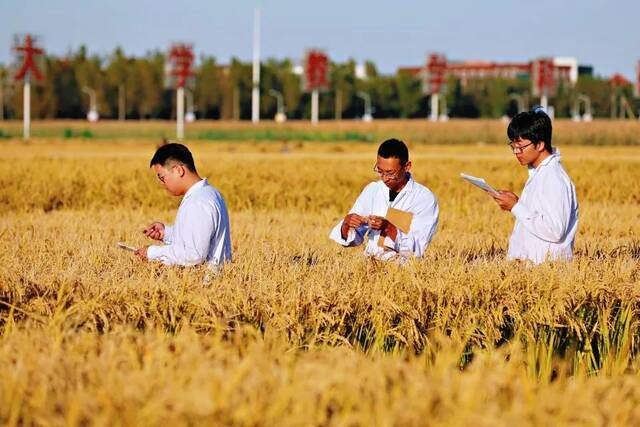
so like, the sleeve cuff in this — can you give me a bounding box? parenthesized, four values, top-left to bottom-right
(393, 231, 410, 253)
(163, 224, 174, 244)
(511, 201, 530, 220)
(346, 228, 357, 244)
(147, 245, 164, 260)
(337, 228, 358, 246)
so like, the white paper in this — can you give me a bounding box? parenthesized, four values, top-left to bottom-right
(460, 173, 497, 194)
(116, 242, 137, 252)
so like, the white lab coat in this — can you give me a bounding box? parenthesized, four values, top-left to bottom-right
(147, 178, 232, 267)
(329, 174, 439, 260)
(508, 152, 578, 264)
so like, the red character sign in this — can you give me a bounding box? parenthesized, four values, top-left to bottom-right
(167, 43, 194, 88)
(13, 34, 45, 82)
(304, 50, 329, 92)
(531, 58, 556, 97)
(423, 53, 447, 95)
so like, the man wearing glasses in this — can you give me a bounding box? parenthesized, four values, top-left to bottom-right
(329, 138, 439, 260)
(491, 108, 578, 264)
(134, 143, 232, 268)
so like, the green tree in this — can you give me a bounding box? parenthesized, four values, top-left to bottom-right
(195, 56, 222, 119)
(106, 47, 133, 119)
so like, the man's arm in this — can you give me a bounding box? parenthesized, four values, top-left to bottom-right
(510, 180, 573, 243)
(162, 224, 174, 244)
(329, 184, 373, 247)
(147, 202, 216, 265)
(391, 195, 439, 257)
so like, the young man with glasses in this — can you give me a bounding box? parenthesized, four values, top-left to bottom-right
(134, 143, 232, 268)
(329, 138, 439, 260)
(491, 108, 578, 264)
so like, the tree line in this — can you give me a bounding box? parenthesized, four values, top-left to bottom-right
(0, 46, 636, 120)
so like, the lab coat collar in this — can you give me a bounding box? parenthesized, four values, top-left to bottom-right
(183, 178, 207, 200)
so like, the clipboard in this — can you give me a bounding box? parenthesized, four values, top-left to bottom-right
(376, 207, 414, 248)
(116, 242, 137, 252)
(460, 173, 497, 194)
(385, 207, 413, 233)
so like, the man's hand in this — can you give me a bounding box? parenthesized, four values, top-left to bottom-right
(381, 222, 398, 242)
(367, 215, 388, 231)
(491, 190, 519, 211)
(368, 215, 398, 241)
(143, 222, 165, 241)
(341, 213, 366, 240)
(134, 246, 149, 260)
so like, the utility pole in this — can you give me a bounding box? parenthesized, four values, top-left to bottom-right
(251, 8, 260, 123)
(311, 90, 319, 125)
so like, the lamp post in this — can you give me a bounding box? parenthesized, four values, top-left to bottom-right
(509, 93, 525, 114)
(268, 89, 286, 123)
(439, 95, 449, 121)
(82, 86, 98, 122)
(356, 91, 372, 122)
(184, 88, 195, 123)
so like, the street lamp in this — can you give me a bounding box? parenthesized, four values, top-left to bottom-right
(356, 91, 373, 122)
(82, 86, 99, 122)
(509, 93, 526, 114)
(578, 94, 593, 122)
(439, 96, 449, 122)
(268, 89, 286, 123)
(184, 88, 196, 123)
(572, 94, 593, 122)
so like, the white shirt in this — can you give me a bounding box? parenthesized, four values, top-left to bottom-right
(508, 151, 578, 264)
(147, 178, 232, 267)
(329, 174, 439, 260)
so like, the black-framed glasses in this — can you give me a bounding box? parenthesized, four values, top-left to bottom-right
(373, 164, 404, 180)
(508, 141, 535, 154)
(157, 164, 178, 183)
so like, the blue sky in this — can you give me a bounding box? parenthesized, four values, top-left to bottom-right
(1, 0, 638, 78)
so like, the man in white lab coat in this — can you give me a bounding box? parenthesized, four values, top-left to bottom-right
(329, 139, 439, 260)
(491, 108, 578, 264)
(134, 143, 232, 268)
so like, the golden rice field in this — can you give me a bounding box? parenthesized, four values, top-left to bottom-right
(1, 120, 640, 426)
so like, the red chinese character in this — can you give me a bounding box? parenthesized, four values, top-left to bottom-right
(305, 50, 329, 92)
(13, 34, 45, 82)
(425, 53, 447, 95)
(168, 44, 195, 88)
(532, 58, 556, 97)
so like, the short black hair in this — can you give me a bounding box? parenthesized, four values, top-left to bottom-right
(149, 143, 197, 172)
(507, 109, 553, 153)
(377, 138, 409, 165)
